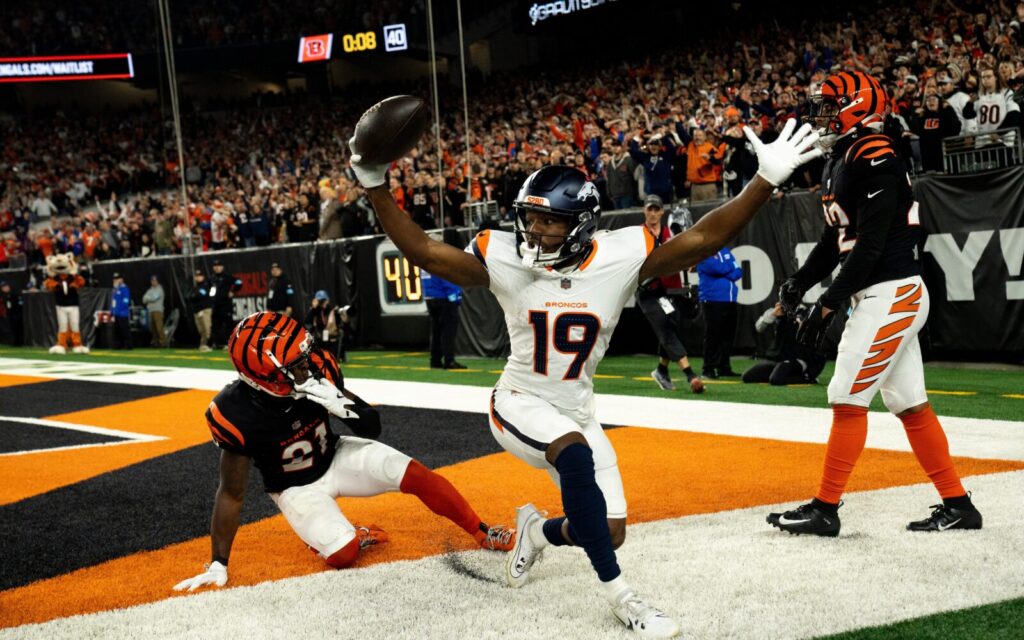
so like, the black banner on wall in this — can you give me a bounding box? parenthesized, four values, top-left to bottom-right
(11, 168, 1024, 360)
(914, 166, 1024, 356)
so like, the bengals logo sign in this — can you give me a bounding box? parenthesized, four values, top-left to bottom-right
(298, 34, 334, 63)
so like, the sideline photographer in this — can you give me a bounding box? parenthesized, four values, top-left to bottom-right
(742, 302, 826, 386)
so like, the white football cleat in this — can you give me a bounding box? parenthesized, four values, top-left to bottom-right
(504, 503, 544, 588)
(73, 346, 90, 354)
(611, 590, 681, 638)
(49, 345, 66, 354)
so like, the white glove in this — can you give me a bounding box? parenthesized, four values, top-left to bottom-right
(295, 378, 359, 419)
(743, 119, 823, 187)
(173, 561, 227, 592)
(347, 137, 389, 189)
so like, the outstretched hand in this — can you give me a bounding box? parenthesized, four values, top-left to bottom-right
(173, 561, 227, 592)
(743, 119, 823, 187)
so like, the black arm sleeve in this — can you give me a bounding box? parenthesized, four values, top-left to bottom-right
(819, 172, 901, 308)
(337, 390, 381, 439)
(792, 225, 840, 293)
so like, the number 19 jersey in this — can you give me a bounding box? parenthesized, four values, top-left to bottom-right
(467, 227, 654, 423)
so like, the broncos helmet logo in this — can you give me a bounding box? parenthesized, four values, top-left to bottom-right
(576, 181, 599, 203)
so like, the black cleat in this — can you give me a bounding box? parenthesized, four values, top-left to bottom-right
(907, 504, 983, 532)
(767, 502, 840, 537)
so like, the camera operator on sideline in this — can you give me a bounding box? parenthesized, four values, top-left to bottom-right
(742, 302, 825, 386)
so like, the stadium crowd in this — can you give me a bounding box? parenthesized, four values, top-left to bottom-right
(0, 0, 420, 54)
(2, 0, 1023, 268)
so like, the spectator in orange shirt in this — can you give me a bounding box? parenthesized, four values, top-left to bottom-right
(81, 223, 101, 262)
(685, 129, 722, 203)
(36, 229, 55, 258)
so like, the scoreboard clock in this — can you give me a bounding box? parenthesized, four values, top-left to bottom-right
(376, 240, 426, 315)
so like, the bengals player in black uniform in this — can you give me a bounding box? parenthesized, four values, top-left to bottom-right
(767, 71, 982, 537)
(175, 311, 514, 591)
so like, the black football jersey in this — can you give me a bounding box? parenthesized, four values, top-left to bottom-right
(794, 132, 921, 308)
(206, 379, 340, 493)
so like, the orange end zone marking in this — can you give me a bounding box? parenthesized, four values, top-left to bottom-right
(2, 427, 1021, 629)
(0, 374, 53, 388)
(0, 390, 216, 505)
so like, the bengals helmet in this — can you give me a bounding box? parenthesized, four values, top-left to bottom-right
(512, 165, 601, 268)
(809, 71, 888, 147)
(229, 311, 315, 396)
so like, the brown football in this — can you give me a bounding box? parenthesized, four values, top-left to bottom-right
(352, 95, 431, 164)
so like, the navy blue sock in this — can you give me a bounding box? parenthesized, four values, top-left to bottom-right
(554, 443, 621, 582)
(542, 517, 571, 546)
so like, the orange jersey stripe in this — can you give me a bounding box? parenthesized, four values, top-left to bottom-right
(643, 227, 656, 255)
(578, 242, 599, 271)
(207, 420, 231, 445)
(852, 140, 891, 161)
(208, 402, 246, 446)
(864, 149, 896, 160)
(895, 284, 916, 296)
(476, 229, 491, 260)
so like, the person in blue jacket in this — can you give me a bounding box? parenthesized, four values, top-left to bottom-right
(697, 247, 743, 378)
(111, 272, 133, 350)
(628, 133, 675, 205)
(422, 268, 465, 370)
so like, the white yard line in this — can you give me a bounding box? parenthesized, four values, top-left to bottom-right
(5, 471, 1022, 640)
(1, 357, 1021, 461)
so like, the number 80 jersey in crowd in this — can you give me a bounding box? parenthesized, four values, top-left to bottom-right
(467, 227, 654, 423)
(205, 356, 343, 493)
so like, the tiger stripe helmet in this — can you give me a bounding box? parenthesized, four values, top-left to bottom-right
(228, 311, 314, 396)
(809, 71, 888, 138)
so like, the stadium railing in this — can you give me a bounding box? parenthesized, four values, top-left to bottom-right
(942, 128, 1023, 175)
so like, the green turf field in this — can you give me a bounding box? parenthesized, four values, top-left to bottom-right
(2, 346, 1021, 421)
(822, 596, 1024, 640)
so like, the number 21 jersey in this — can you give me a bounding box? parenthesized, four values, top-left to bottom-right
(467, 227, 654, 423)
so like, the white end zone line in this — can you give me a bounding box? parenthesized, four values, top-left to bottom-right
(1, 357, 1021, 460)
(0, 416, 167, 457)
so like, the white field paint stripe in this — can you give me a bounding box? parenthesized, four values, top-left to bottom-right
(0, 416, 167, 457)
(5, 471, 1022, 640)
(0, 416, 168, 441)
(1, 358, 1022, 460)
(1, 440, 165, 457)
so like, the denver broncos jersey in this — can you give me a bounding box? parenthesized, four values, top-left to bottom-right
(794, 132, 920, 309)
(467, 226, 654, 422)
(205, 350, 345, 493)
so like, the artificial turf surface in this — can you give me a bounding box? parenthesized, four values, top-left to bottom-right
(821, 596, 1024, 640)
(2, 346, 1021, 421)
(1, 345, 1021, 638)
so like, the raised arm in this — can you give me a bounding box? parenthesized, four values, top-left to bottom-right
(639, 120, 821, 282)
(349, 139, 488, 289)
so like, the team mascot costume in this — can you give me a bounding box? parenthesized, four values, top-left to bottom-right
(44, 252, 90, 354)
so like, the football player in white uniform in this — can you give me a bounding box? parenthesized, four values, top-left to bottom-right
(349, 120, 821, 638)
